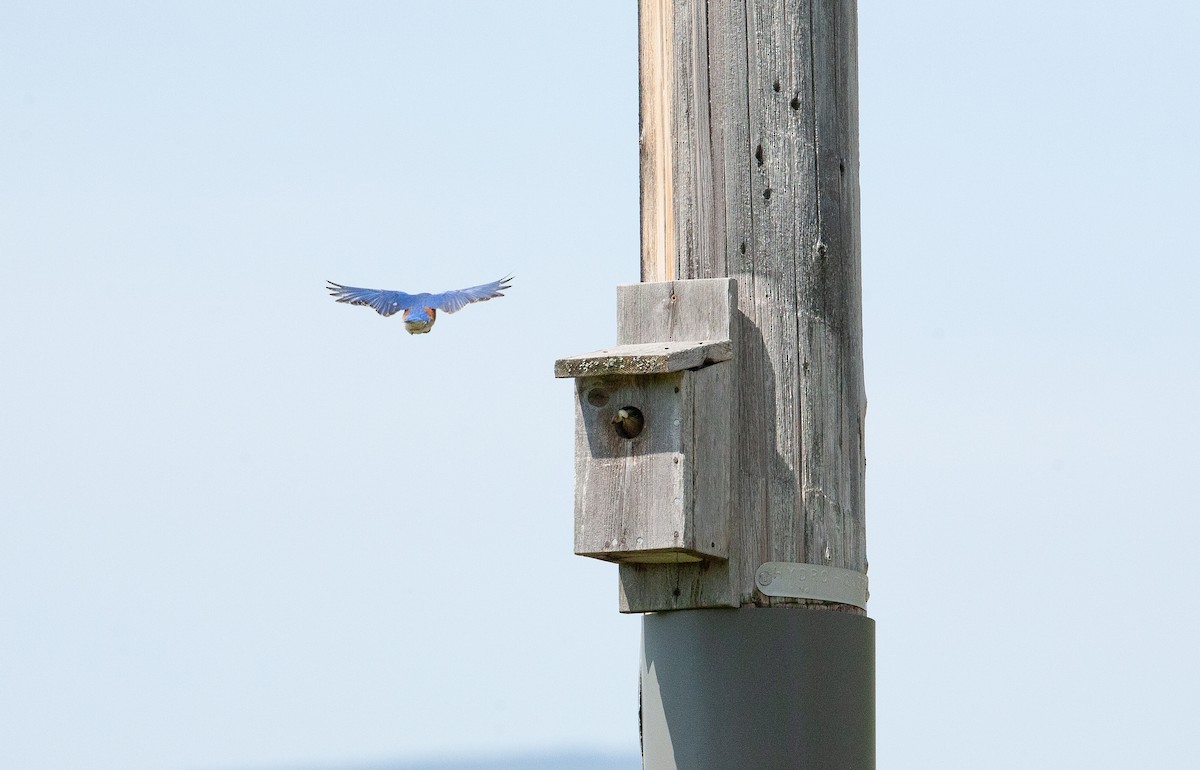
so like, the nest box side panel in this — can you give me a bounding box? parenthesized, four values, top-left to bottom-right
(688, 360, 732, 558)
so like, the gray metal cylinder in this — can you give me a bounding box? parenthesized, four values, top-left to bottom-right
(641, 608, 875, 769)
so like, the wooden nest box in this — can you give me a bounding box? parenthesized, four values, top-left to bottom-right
(554, 278, 736, 564)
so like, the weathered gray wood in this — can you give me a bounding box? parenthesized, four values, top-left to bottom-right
(572, 368, 729, 565)
(634, 0, 866, 611)
(616, 277, 736, 344)
(563, 278, 736, 575)
(554, 340, 732, 379)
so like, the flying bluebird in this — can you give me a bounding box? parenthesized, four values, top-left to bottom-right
(326, 275, 512, 334)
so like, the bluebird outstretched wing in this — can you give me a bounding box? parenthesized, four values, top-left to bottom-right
(326, 282, 415, 317)
(427, 275, 513, 313)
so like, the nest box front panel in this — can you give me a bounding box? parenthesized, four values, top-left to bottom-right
(573, 372, 703, 562)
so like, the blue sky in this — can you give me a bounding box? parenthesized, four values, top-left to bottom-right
(2, 2, 1198, 769)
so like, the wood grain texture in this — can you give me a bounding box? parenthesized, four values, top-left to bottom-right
(616, 278, 736, 344)
(565, 280, 736, 584)
(618, 343, 736, 612)
(611, 279, 738, 610)
(637, 0, 866, 611)
(639, 0, 676, 282)
(572, 368, 729, 566)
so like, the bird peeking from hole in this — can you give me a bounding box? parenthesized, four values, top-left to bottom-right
(612, 406, 645, 439)
(326, 275, 512, 334)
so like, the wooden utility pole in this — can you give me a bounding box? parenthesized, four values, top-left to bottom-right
(558, 0, 871, 766)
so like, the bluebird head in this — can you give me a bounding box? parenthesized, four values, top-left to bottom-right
(402, 307, 436, 334)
